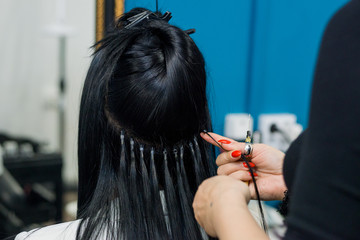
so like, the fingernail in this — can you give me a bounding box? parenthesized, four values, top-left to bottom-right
(243, 162, 255, 168)
(218, 139, 231, 144)
(231, 150, 242, 158)
(248, 172, 258, 177)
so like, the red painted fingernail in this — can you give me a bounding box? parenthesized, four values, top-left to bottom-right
(248, 172, 258, 177)
(243, 162, 255, 168)
(231, 150, 242, 158)
(218, 139, 231, 144)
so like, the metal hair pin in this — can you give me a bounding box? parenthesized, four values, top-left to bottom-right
(125, 11, 152, 29)
(125, 11, 172, 29)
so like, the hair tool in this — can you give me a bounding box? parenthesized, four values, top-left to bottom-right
(202, 127, 267, 232)
(126, 5, 196, 35)
(125, 10, 172, 29)
(244, 114, 254, 157)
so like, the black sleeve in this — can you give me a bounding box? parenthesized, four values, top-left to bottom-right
(283, 129, 307, 192)
(284, 0, 360, 239)
(278, 129, 307, 217)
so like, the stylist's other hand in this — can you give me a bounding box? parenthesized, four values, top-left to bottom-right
(193, 176, 250, 238)
(201, 132, 287, 201)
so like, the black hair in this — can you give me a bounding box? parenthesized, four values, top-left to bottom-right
(77, 7, 216, 240)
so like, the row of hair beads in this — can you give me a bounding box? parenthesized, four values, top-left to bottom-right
(120, 130, 198, 162)
(119, 134, 198, 181)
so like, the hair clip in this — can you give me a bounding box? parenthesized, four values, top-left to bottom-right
(160, 11, 172, 22)
(184, 28, 196, 35)
(125, 11, 152, 29)
(125, 10, 172, 29)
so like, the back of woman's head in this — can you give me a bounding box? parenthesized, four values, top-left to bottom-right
(77, 8, 216, 240)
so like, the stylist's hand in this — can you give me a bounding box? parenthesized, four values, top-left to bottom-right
(201, 132, 287, 201)
(193, 176, 250, 238)
(193, 176, 269, 240)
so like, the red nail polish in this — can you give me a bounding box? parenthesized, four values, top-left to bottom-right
(243, 162, 255, 168)
(231, 150, 242, 158)
(218, 139, 231, 144)
(248, 172, 258, 177)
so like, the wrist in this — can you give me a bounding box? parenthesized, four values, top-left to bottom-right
(274, 177, 288, 201)
(212, 189, 248, 221)
(212, 192, 248, 239)
(213, 194, 269, 240)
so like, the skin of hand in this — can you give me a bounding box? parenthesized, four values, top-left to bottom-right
(193, 176, 269, 240)
(200, 132, 287, 201)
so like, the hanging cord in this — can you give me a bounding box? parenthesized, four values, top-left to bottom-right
(156, 0, 159, 12)
(202, 130, 267, 232)
(241, 155, 267, 232)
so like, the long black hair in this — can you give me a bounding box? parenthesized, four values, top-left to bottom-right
(77, 8, 216, 240)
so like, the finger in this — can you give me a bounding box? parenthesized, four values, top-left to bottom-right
(217, 162, 248, 175)
(200, 132, 237, 151)
(216, 149, 248, 166)
(228, 170, 255, 182)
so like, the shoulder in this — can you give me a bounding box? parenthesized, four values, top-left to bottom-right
(15, 219, 82, 240)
